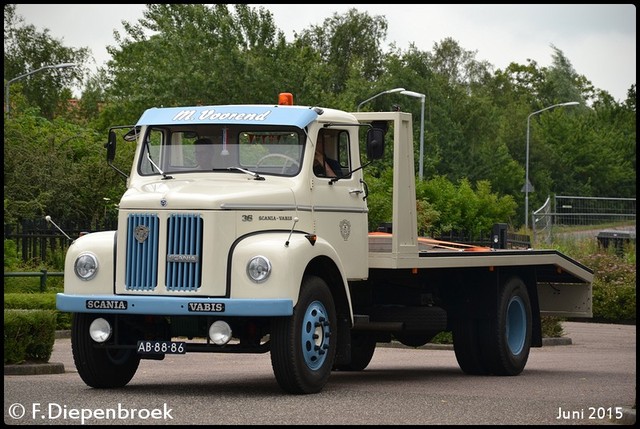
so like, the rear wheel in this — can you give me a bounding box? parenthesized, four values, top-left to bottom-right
(71, 313, 140, 388)
(485, 276, 532, 375)
(453, 276, 532, 376)
(270, 276, 337, 394)
(452, 316, 490, 375)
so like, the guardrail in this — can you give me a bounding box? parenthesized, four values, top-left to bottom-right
(4, 270, 64, 292)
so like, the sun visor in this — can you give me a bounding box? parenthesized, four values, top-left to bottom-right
(136, 105, 318, 129)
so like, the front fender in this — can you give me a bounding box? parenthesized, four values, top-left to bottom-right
(63, 231, 116, 296)
(229, 232, 350, 309)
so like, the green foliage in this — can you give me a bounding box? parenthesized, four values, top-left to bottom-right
(4, 4, 636, 236)
(3, 309, 56, 364)
(3, 270, 64, 293)
(3, 5, 88, 119)
(582, 248, 636, 322)
(541, 317, 565, 338)
(430, 331, 452, 344)
(430, 317, 566, 345)
(365, 171, 517, 236)
(544, 235, 636, 323)
(3, 111, 124, 228)
(3, 239, 20, 269)
(418, 176, 517, 236)
(4, 293, 71, 330)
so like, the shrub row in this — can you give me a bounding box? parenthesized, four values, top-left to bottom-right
(4, 293, 72, 330)
(4, 309, 56, 364)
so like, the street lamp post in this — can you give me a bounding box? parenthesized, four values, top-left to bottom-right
(357, 87, 406, 112)
(400, 90, 426, 180)
(524, 101, 580, 230)
(4, 62, 77, 114)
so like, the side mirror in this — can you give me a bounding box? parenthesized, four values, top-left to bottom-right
(105, 130, 117, 162)
(366, 128, 385, 160)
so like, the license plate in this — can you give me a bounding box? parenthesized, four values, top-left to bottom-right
(137, 340, 186, 355)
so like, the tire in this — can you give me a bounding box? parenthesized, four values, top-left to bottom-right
(333, 333, 376, 371)
(484, 276, 532, 375)
(452, 316, 491, 375)
(71, 313, 140, 388)
(453, 276, 532, 376)
(270, 276, 337, 394)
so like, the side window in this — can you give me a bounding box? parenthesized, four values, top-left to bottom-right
(139, 129, 164, 175)
(314, 129, 350, 178)
(337, 131, 350, 171)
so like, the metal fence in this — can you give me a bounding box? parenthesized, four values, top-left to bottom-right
(533, 196, 636, 243)
(4, 270, 64, 292)
(4, 219, 117, 265)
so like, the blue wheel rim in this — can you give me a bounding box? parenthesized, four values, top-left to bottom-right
(301, 300, 331, 370)
(506, 296, 526, 355)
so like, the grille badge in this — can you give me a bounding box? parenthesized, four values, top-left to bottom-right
(134, 225, 149, 243)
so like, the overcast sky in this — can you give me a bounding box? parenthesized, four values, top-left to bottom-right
(14, 4, 636, 102)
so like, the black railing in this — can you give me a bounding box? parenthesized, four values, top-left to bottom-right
(4, 219, 117, 265)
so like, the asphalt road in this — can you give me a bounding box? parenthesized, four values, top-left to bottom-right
(4, 322, 636, 425)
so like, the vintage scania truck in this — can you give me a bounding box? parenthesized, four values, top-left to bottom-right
(56, 93, 593, 394)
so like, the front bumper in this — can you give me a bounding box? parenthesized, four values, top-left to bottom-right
(56, 293, 293, 316)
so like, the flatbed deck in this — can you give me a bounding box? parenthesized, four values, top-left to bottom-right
(368, 233, 593, 285)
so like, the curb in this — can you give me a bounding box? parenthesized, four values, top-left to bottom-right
(380, 336, 571, 350)
(615, 407, 636, 425)
(4, 361, 65, 375)
(615, 408, 636, 425)
(4, 330, 71, 376)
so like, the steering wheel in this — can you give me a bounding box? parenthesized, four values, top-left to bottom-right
(255, 153, 300, 174)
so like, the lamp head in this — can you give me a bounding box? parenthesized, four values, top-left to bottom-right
(401, 90, 425, 99)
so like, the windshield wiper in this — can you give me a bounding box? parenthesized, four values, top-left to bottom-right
(146, 150, 173, 180)
(227, 167, 265, 181)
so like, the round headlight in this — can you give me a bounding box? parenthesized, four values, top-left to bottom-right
(247, 256, 271, 283)
(74, 252, 99, 281)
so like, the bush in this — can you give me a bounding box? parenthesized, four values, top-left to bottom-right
(582, 251, 636, 322)
(3, 273, 64, 294)
(4, 309, 56, 364)
(4, 293, 72, 330)
(554, 236, 636, 323)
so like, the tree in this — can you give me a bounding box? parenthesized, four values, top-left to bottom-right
(4, 4, 88, 119)
(3, 110, 122, 228)
(103, 4, 290, 123)
(295, 8, 388, 97)
(543, 45, 586, 106)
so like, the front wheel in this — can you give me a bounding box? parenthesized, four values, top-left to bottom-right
(270, 275, 337, 394)
(71, 313, 140, 388)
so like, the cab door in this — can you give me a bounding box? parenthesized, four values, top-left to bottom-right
(310, 128, 368, 279)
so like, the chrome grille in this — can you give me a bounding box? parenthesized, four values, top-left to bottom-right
(166, 213, 202, 291)
(125, 213, 159, 290)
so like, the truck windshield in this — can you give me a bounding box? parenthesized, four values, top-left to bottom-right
(139, 125, 305, 177)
